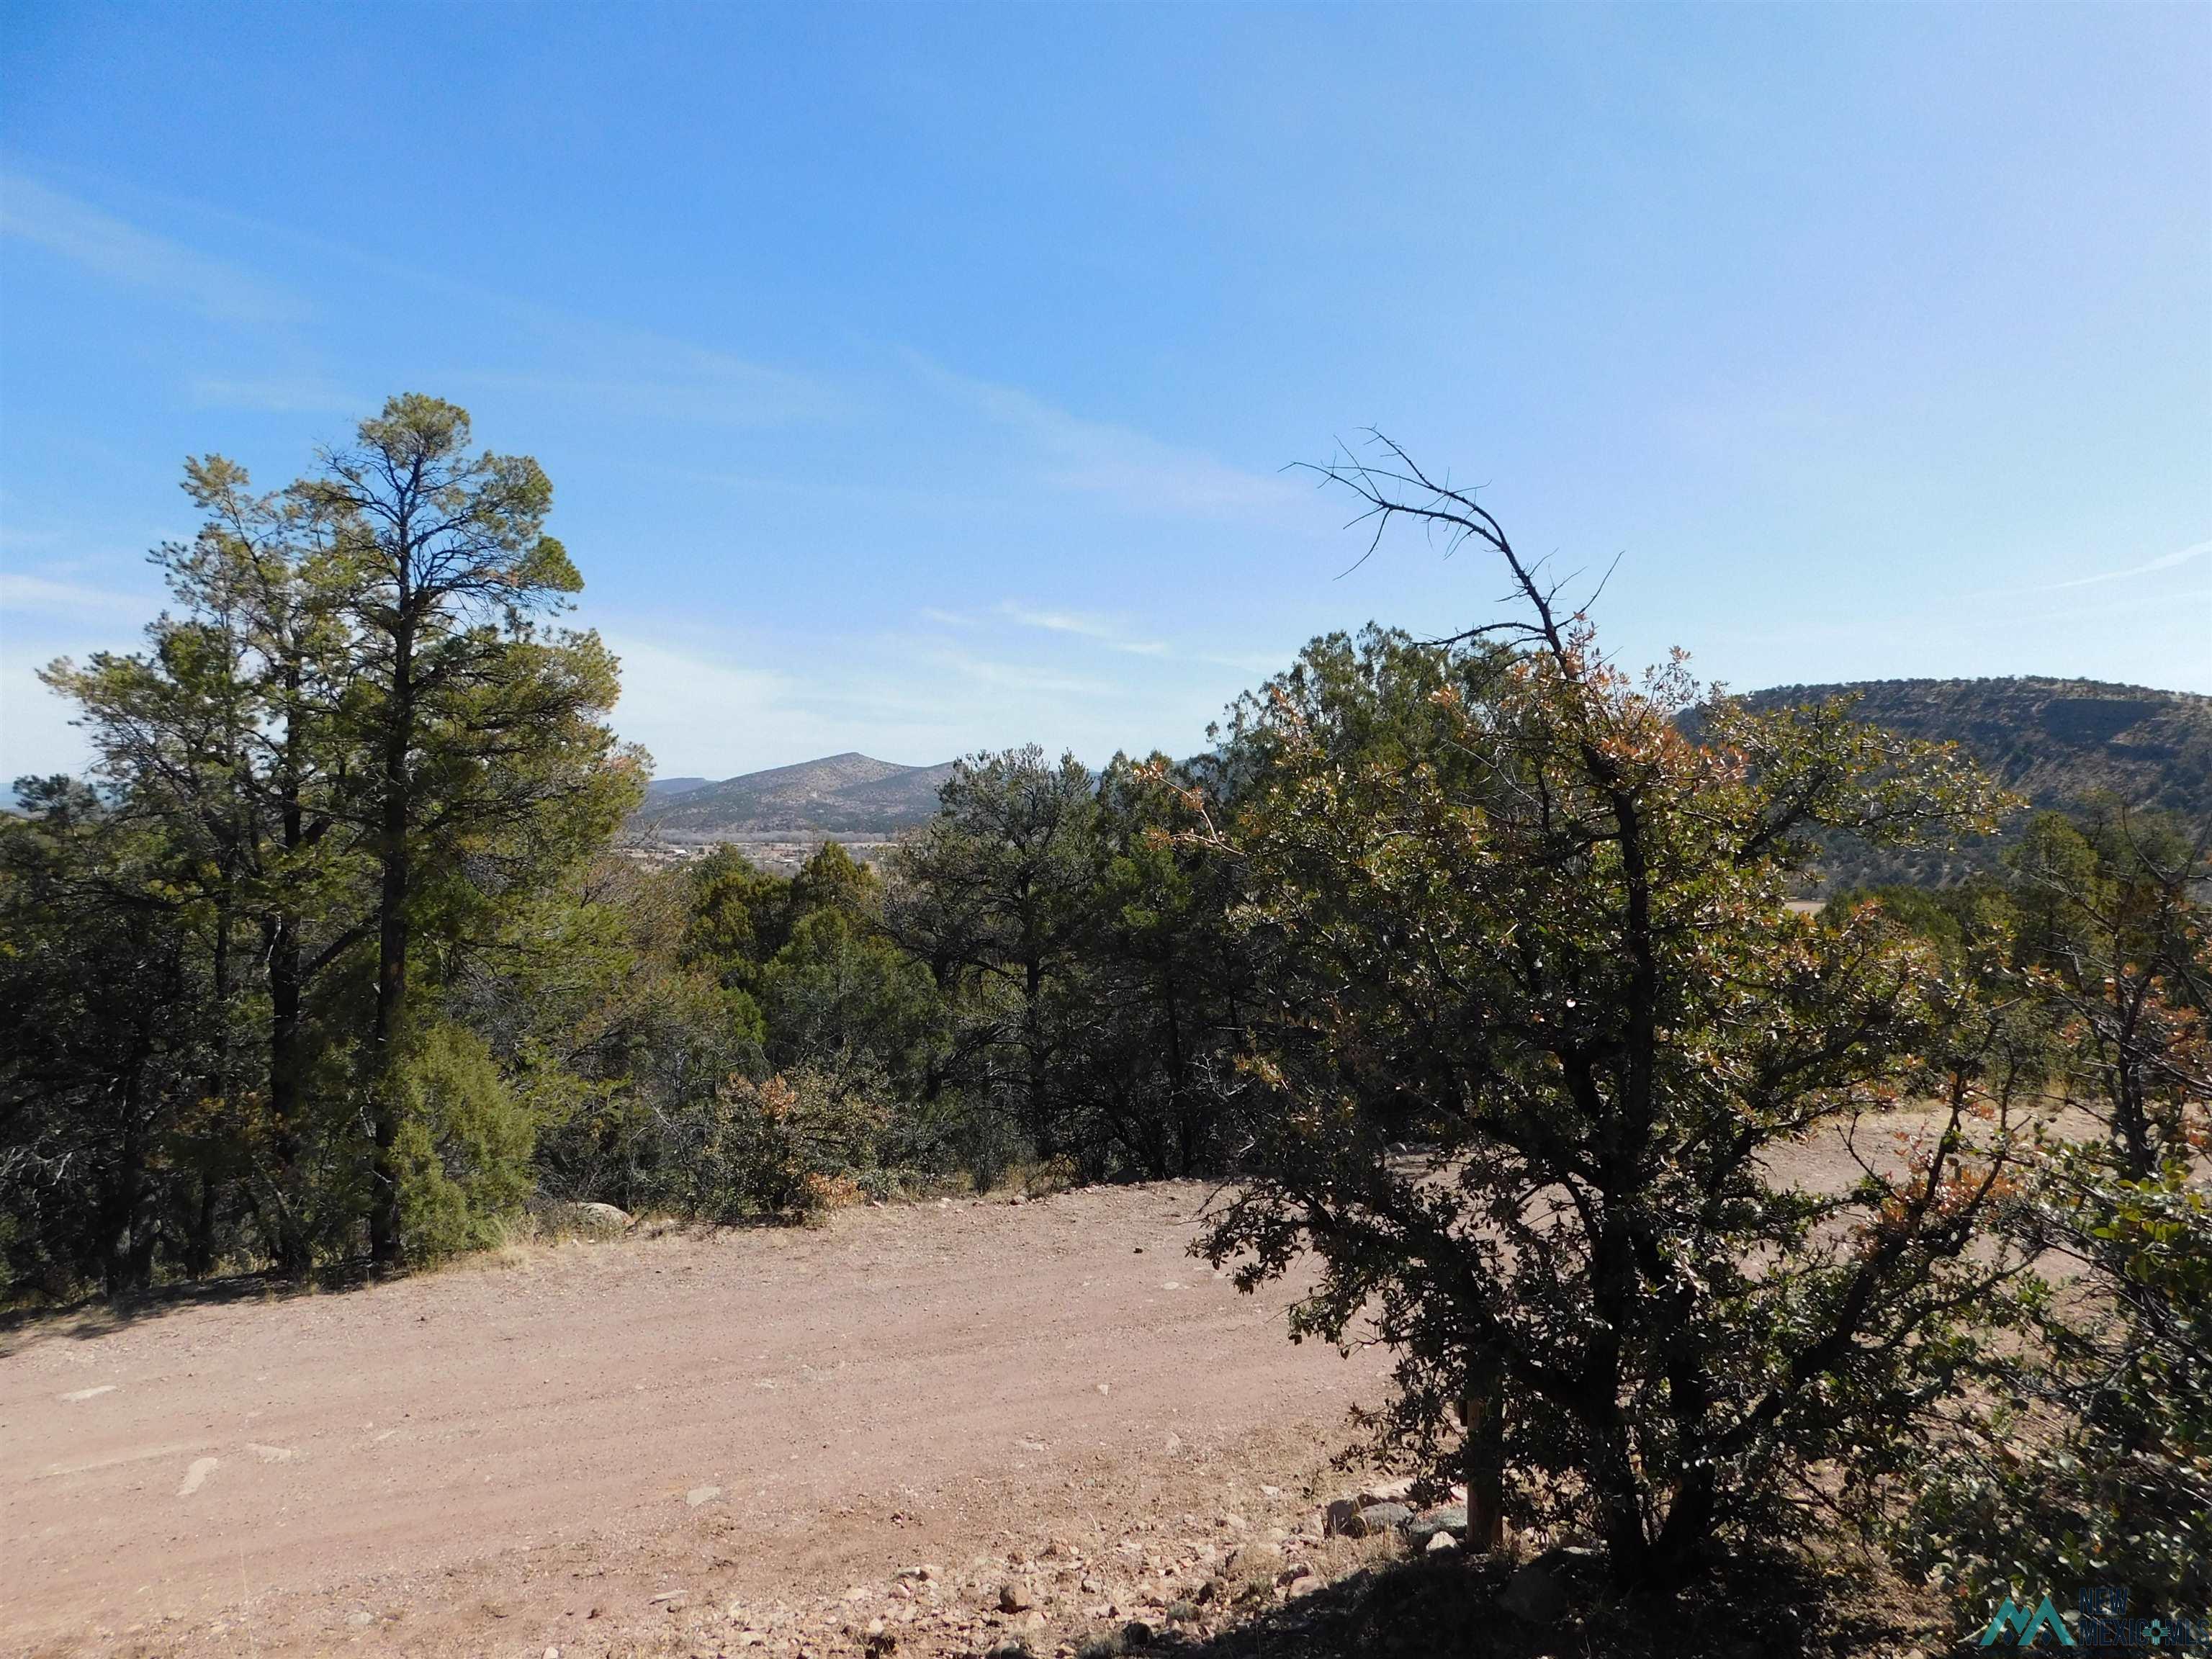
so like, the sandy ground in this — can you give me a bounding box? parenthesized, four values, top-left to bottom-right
(1, 1184, 1380, 1658)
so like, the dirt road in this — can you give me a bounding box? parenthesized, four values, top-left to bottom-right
(1, 1185, 1374, 1657)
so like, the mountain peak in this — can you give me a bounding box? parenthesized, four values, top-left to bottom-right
(639, 752, 956, 838)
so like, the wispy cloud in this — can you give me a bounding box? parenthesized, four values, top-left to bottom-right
(2027, 538, 2212, 593)
(999, 601, 1169, 655)
(909, 356, 1303, 524)
(0, 572, 155, 621)
(923, 600, 1287, 675)
(6, 173, 835, 431)
(922, 641, 1118, 698)
(1, 174, 307, 327)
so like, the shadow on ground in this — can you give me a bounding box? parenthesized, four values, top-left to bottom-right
(1138, 1548, 1945, 1659)
(0, 1261, 377, 1353)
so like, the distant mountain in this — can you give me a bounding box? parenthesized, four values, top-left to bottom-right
(1732, 677, 2212, 889)
(638, 752, 956, 837)
(645, 776, 711, 801)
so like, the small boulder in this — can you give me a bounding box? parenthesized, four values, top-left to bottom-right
(1425, 1532, 1460, 1555)
(550, 1201, 633, 1236)
(1357, 1476, 1416, 1506)
(1344, 1502, 1414, 1538)
(1406, 1503, 1468, 1545)
(998, 1582, 1035, 1614)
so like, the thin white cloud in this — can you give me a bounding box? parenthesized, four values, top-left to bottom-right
(6, 174, 835, 431)
(999, 601, 1169, 655)
(0, 572, 155, 621)
(0, 174, 307, 327)
(2028, 538, 2212, 593)
(0, 606, 151, 781)
(907, 354, 1304, 524)
(0, 647, 94, 782)
(922, 642, 1118, 698)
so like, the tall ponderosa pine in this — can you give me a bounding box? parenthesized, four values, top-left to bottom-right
(298, 395, 629, 1264)
(15, 396, 639, 1282)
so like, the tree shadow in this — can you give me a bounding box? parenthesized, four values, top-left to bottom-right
(0, 1262, 376, 1355)
(1141, 1548, 1943, 1659)
(0, 1213, 802, 1354)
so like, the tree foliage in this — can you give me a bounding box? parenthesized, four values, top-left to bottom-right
(1184, 442, 2025, 1588)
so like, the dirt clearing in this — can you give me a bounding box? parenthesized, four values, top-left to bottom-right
(1, 1184, 1375, 1657)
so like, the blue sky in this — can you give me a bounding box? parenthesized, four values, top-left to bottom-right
(3, 4, 2207, 781)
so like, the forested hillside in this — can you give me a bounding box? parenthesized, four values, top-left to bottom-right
(1732, 676, 2212, 888)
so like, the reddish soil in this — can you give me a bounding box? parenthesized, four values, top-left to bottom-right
(1, 1184, 1380, 1658)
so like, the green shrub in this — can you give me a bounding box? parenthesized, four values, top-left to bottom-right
(394, 1024, 536, 1262)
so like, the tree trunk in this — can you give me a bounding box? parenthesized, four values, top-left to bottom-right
(1022, 950, 1051, 1159)
(266, 688, 315, 1275)
(265, 907, 311, 1274)
(1162, 966, 1191, 1175)
(367, 621, 415, 1268)
(102, 1030, 158, 1298)
(1462, 1349, 1506, 1552)
(1650, 1467, 1718, 1587)
(1591, 1426, 1653, 1588)
(186, 1171, 220, 1279)
(188, 891, 232, 1280)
